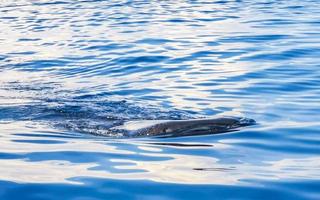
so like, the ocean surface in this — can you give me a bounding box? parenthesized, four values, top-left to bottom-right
(1, 0, 320, 199)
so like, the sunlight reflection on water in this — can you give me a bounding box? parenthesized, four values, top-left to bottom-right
(1, 0, 320, 199)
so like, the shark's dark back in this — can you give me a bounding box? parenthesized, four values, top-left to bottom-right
(111, 117, 256, 137)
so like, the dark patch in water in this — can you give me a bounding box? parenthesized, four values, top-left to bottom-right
(193, 167, 235, 171)
(150, 142, 214, 147)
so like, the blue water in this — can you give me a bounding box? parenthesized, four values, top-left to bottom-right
(1, 0, 320, 199)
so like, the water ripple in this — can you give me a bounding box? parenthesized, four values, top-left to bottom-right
(1, 0, 320, 199)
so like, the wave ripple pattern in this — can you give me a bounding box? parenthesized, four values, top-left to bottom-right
(0, 0, 320, 199)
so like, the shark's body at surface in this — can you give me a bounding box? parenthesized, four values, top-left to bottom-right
(110, 117, 256, 137)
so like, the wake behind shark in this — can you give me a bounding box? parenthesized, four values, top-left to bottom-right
(1, 79, 255, 138)
(0, 85, 255, 138)
(109, 117, 256, 138)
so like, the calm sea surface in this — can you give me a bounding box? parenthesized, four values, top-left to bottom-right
(1, 0, 320, 199)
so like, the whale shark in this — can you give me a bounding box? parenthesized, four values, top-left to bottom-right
(110, 117, 256, 137)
